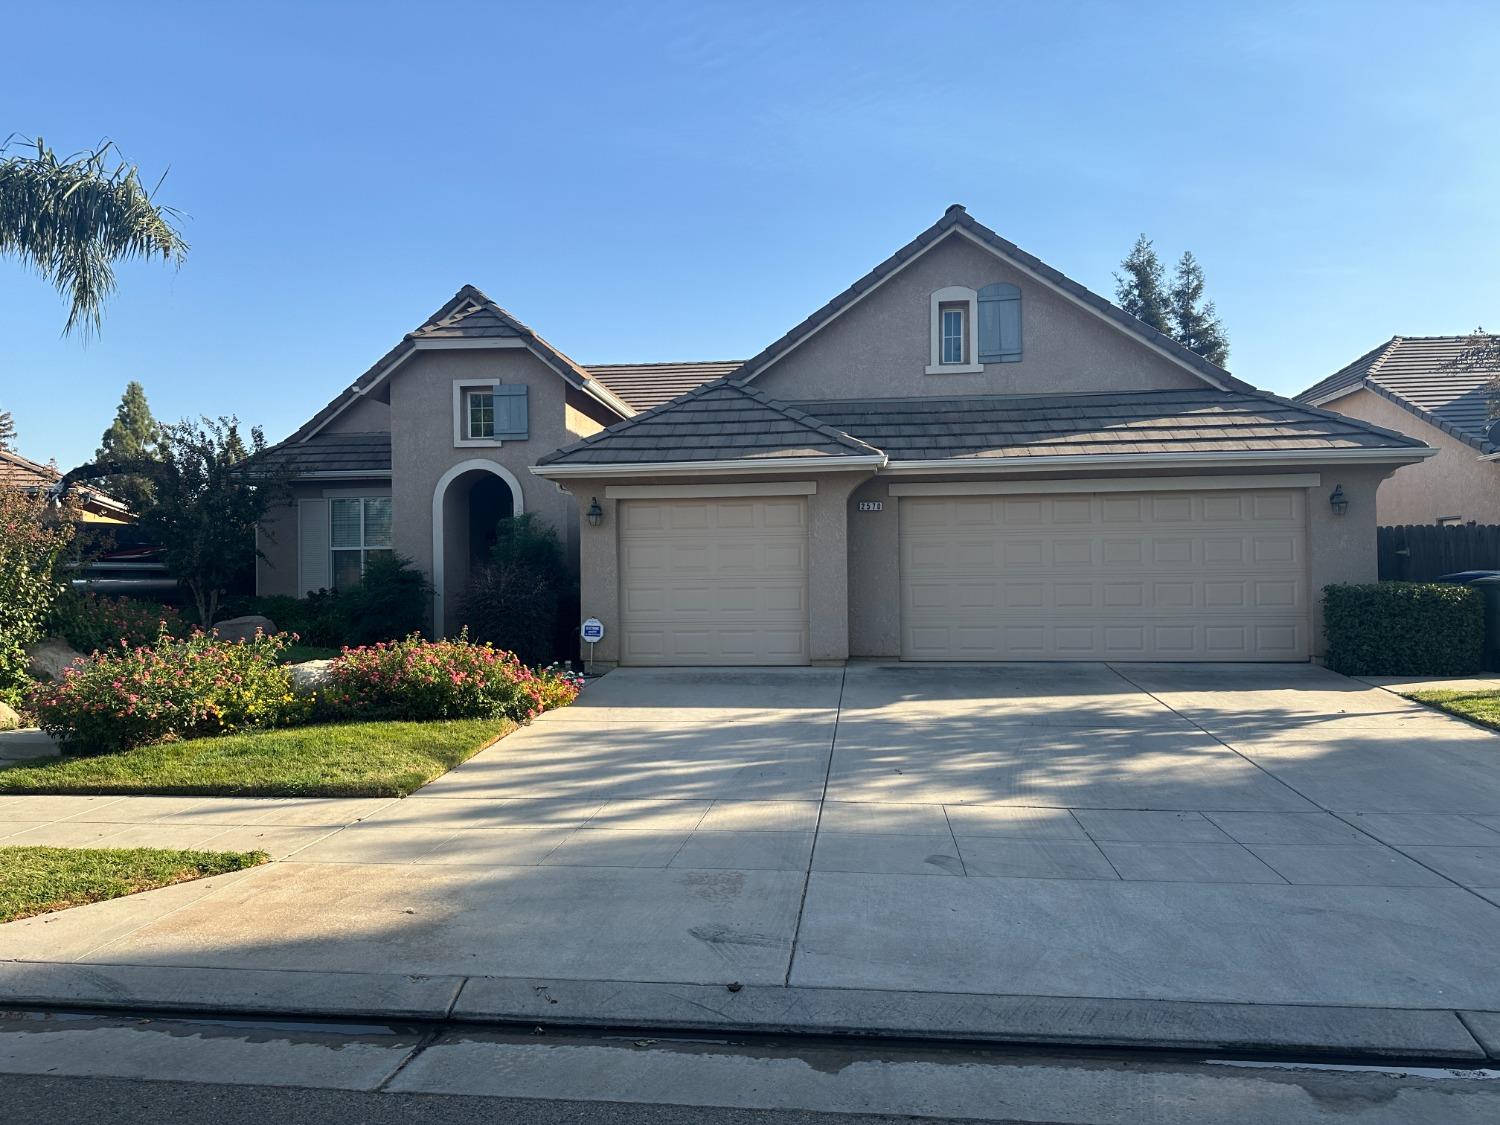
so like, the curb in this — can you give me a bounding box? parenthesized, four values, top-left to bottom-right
(2, 961, 1494, 1063)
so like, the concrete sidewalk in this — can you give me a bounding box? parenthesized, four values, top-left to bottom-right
(3, 663, 1500, 1059)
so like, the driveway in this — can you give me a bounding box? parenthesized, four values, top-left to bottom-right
(4, 663, 1500, 1057)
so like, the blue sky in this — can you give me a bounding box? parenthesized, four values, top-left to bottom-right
(4, 1, 1498, 469)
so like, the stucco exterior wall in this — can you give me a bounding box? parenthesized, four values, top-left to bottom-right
(319, 393, 391, 434)
(255, 479, 392, 597)
(751, 233, 1206, 402)
(1320, 389, 1499, 525)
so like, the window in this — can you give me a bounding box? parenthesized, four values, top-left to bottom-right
(940, 305, 967, 364)
(466, 390, 495, 439)
(330, 497, 393, 589)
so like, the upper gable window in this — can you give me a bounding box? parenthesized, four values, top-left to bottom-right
(978, 282, 1023, 363)
(452, 379, 529, 446)
(926, 286, 981, 374)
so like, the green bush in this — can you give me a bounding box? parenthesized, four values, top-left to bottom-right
(320, 633, 544, 722)
(29, 629, 307, 754)
(48, 591, 187, 654)
(1322, 583, 1484, 676)
(0, 485, 75, 707)
(461, 515, 574, 666)
(221, 556, 430, 650)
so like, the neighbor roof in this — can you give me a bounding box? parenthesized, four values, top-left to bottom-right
(0, 448, 58, 488)
(729, 204, 1257, 395)
(250, 432, 392, 477)
(585, 361, 742, 410)
(535, 381, 884, 467)
(1295, 335, 1500, 454)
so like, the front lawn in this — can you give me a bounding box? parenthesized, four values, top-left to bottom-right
(277, 644, 341, 664)
(0, 718, 514, 797)
(1404, 689, 1500, 731)
(0, 846, 268, 923)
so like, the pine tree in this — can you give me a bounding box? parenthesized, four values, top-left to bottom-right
(1114, 234, 1171, 334)
(0, 408, 14, 452)
(1168, 251, 1229, 367)
(96, 381, 160, 512)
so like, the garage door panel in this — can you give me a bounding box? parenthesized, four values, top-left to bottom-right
(901, 489, 1308, 662)
(620, 498, 809, 666)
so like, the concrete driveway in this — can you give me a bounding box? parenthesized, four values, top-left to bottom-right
(5, 662, 1500, 1057)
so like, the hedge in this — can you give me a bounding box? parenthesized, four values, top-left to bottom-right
(1322, 582, 1483, 677)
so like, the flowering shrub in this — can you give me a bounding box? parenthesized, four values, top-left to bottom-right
(48, 590, 187, 654)
(320, 633, 546, 723)
(29, 628, 305, 753)
(535, 663, 584, 711)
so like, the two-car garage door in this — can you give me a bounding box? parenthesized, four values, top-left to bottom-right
(900, 488, 1309, 661)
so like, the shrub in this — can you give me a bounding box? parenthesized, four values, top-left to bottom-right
(48, 590, 187, 653)
(1322, 582, 1484, 676)
(535, 662, 584, 711)
(0, 485, 75, 707)
(462, 515, 574, 666)
(333, 555, 431, 647)
(29, 628, 306, 753)
(320, 633, 545, 723)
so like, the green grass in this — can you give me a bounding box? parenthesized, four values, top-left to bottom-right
(277, 645, 341, 664)
(0, 846, 268, 923)
(1404, 689, 1500, 731)
(0, 719, 515, 797)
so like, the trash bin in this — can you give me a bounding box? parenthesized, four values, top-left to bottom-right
(1438, 572, 1500, 671)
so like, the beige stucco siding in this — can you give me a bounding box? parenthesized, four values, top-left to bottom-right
(255, 479, 392, 597)
(751, 233, 1206, 401)
(319, 392, 391, 434)
(1320, 389, 1500, 525)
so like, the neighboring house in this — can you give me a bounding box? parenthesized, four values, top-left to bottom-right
(0, 448, 132, 523)
(1294, 336, 1500, 525)
(260, 205, 1433, 666)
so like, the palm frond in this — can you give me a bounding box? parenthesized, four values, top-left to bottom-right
(0, 136, 188, 338)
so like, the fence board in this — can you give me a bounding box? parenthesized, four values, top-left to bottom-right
(1378, 524, 1500, 582)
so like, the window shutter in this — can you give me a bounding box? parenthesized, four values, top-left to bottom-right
(297, 499, 331, 594)
(494, 384, 529, 439)
(978, 283, 1022, 363)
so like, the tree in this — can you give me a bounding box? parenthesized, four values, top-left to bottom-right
(95, 381, 160, 512)
(1442, 327, 1500, 423)
(0, 408, 14, 452)
(68, 416, 288, 626)
(0, 481, 76, 707)
(1114, 234, 1171, 334)
(1168, 251, 1229, 366)
(0, 136, 188, 337)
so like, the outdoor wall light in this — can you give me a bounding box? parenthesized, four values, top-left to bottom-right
(1329, 484, 1349, 517)
(586, 497, 604, 527)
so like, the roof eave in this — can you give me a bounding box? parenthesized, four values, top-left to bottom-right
(880, 446, 1438, 475)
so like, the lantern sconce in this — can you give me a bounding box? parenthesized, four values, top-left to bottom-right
(586, 497, 604, 527)
(1329, 484, 1349, 517)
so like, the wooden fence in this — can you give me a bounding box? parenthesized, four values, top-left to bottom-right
(1378, 524, 1500, 582)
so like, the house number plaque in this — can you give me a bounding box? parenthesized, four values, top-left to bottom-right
(857, 501, 883, 512)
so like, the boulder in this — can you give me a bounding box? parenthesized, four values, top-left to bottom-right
(25, 638, 86, 682)
(211, 615, 277, 643)
(288, 659, 335, 697)
(0, 702, 21, 731)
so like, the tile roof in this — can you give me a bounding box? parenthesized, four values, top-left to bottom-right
(535, 381, 884, 467)
(585, 361, 742, 410)
(730, 204, 1257, 395)
(251, 432, 392, 476)
(1295, 335, 1500, 454)
(0, 448, 59, 488)
(798, 389, 1428, 462)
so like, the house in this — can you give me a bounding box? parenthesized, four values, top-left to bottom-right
(258, 205, 1434, 666)
(0, 448, 132, 523)
(1294, 336, 1500, 525)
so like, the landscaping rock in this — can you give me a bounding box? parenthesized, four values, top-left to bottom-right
(212, 615, 277, 643)
(0, 702, 21, 731)
(288, 659, 335, 697)
(25, 638, 86, 682)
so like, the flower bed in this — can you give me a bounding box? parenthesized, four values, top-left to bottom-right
(30, 629, 304, 754)
(48, 591, 187, 654)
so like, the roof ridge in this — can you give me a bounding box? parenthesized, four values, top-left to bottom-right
(585, 359, 743, 369)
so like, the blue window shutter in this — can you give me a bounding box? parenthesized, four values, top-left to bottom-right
(978, 283, 1022, 363)
(494, 384, 528, 438)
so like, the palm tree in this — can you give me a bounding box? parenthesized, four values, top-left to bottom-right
(0, 135, 187, 337)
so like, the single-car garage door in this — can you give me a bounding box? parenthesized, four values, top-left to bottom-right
(619, 497, 809, 665)
(900, 488, 1308, 661)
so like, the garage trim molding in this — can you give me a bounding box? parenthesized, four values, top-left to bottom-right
(605, 481, 817, 500)
(890, 473, 1322, 497)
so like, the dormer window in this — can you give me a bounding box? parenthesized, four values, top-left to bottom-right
(940, 304, 968, 364)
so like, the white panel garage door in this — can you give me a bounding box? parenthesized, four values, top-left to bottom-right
(619, 497, 809, 665)
(901, 489, 1308, 661)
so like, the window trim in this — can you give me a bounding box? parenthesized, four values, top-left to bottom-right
(926, 286, 982, 374)
(328, 495, 393, 590)
(452, 378, 504, 447)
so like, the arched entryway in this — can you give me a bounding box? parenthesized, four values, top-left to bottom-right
(431, 460, 524, 636)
